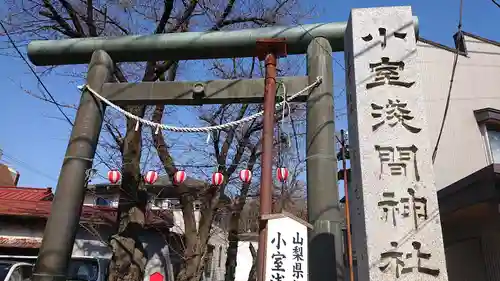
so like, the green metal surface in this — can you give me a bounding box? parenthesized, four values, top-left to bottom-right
(27, 17, 419, 66)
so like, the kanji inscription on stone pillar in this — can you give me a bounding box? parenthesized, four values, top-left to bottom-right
(344, 6, 449, 281)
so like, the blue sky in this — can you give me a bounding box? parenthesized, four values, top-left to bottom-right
(0, 0, 499, 196)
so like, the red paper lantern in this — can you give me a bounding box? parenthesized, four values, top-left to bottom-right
(239, 169, 252, 183)
(212, 172, 224, 186)
(173, 170, 186, 185)
(144, 170, 159, 185)
(276, 167, 289, 182)
(107, 170, 121, 184)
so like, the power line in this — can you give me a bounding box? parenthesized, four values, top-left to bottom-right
(0, 20, 114, 173)
(431, 0, 464, 162)
(0, 151, 58, 182)
(0, 21, 74, 126)
(275, 0, 347, 72)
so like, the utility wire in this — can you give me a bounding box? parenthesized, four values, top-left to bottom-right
(0, 21, 72, 125)
(1, 152, 58, 182)
(0, 20, 114, 174)
(431, 0, 464, 163)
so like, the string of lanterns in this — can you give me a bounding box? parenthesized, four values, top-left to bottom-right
(107, 170, 161, 185)
(107, 167, 289, 185)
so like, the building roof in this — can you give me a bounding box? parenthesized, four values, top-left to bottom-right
(0, 186, 173, 228)
(418, 31, 500, 57)
(0, 186, 53, 201)
(437, 163, 500, 216)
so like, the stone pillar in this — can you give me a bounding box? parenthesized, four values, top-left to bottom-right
(307, 37, 344, 281)
(344, 6, 449, 281)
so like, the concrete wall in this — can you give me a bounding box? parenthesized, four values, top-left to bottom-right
(417, 35, 500, 190)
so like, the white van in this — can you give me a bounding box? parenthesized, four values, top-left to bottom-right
(0, 256, 109, 281)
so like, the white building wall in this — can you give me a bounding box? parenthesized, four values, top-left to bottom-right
(234, 241, 258, 281)
(205, 226, 228, 281)
(417, 35, 500, 190)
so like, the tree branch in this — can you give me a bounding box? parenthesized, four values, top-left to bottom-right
(80, 2, 129, 35)
(40, 0, 80, 38)
(171, 0, 199, 32)
(58, 0, 85, 36)
(86, 0, 97, 37)
(105, 123, 124, 153)
(211, 0, 236, 30)
(155, 0, 175, 34)
(152, 0, 198, 80)
(273, 0, 291, 14)
(217, 105, 249, 170)
(215, 17, 274, 30)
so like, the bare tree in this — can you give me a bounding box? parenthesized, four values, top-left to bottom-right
(1, 1, 313, 281)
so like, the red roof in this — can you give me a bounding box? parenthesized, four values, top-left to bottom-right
(0, 237, 42, 248)
(0, 186, 53, 201)
(0, 186, 173, 229)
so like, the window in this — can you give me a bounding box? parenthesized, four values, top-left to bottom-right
(487, 127, 500, 163)
(0, 263, 9, 281)
(67, 259, 99, 281)
(474, 108, 500, 164)
(95, 197, 110, 206)
(148, 196, 181, 210)
(478, 124, 500, 164)
(19, 265, 33, 281)
(0, 264, 34, 281)
(110, 199, 119, 208)
(203, 245, 214, 278)
(218, 246, 223, 267)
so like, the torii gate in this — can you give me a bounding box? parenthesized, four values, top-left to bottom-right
(26, 9, 424, 281)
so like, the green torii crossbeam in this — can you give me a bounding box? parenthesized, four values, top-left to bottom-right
(27, 18, 418, 65)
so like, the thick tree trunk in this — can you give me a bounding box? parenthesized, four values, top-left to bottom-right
(176, 186, 221, 281)
(151, 63, 211, 281)
(224, 146, 258, 281)
(108, 105, 148, 281)
(223, 188, 250, 281)
(108, 234, 147, 281)
(247, 243, 257, 281)
(224, 223, 240, 281)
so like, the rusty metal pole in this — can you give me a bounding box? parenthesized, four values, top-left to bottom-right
(341, 130, 355, 281)
(256, 38, 287, 281)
